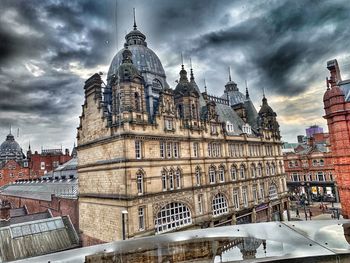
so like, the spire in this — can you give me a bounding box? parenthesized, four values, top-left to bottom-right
(190, 57, 195, 81)
(133, 8, 137, 30)
(204, 78, 207, 93)
(245, 80, 250, 99)
(262, 87, 265, 98)
(28, 141, 31, 151)
(181, 52, 184, 70)
(228, 66, 232, 82)
(9, 125, 12, 135)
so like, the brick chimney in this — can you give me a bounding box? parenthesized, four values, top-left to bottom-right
(327, 59, 342, 87)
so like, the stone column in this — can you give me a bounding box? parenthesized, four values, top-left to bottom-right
(252, 207, 257, 223)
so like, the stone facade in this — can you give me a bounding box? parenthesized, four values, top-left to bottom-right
(77, 23, 289, 245)
(323, 59, 350, 218)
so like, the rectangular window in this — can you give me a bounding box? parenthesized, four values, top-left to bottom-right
(52, 161, 59, 168)
(173, 142, 179, 158)
(317, 172, 325, 181)
(40, 162, 45, 170)
(138, 207, 145, 231)
(233, 189, 240, 210)
(292, 173, 299, 182)
(209, 169, 215, 184)
(160, 142, 165, 158)
(208, 143, 212, 157)
(135, 140, 142, 159)
(193, 142, 199, 157)
(166, 142, 172, 158)
(198, 194, 203, 214)
(242, 187, 248, 207)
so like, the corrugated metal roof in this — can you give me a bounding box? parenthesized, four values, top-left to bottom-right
(0, 216, 79, 262)
(0, 179, 78, 201)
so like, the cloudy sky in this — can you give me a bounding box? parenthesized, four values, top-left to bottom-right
(0, 0, 350, 151)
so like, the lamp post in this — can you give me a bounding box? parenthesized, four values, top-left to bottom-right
(122, 210, 128, 240)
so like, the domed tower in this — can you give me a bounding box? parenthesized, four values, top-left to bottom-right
(258, 95, 280, 139)
(0, 132, 25, 166)
(221, 69, 245, 106)
(111, 48, 147, 125)
(323, 59, 350, 219)
(106, 15, 169, 121)
(174, 63, 201, 128)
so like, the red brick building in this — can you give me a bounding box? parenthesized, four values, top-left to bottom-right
(27, 148, 72, 177)
(284, 139, 337, 203)
(323, 59, 350, 218)
(0, 160, 30, 187)
(0, 132, 73, 186)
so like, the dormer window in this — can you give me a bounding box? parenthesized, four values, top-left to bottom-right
(226, 121, 234, 132)
(242, 123, 252, 135)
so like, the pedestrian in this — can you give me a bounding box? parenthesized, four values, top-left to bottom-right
(296, 209, 300, 218)
(309, 209, 312, 220)
(325, 205, 328, 211)
(305, 211, 308, 220)
(337, 210, 340, 220)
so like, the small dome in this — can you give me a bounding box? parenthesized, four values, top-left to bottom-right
(0, 133, 24, 163)
(259, 97, 274, 115)
(174, 66, 199, 97)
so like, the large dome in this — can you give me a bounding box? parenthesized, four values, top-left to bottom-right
(108, 45, 165, 82)
(107, 27, 167, 87)
(0, 133, 24, 164)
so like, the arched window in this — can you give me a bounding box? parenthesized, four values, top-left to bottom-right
(270, 163, 275, 176)
(212, 193, 229, 216)
(136, 170, 144, 194)
(175, 169, 181, 189)
(155, 202, 192, 234)
(320, 159, 324, 166)
(134, 92, 141, 111)
(265, 163, 270, 176)
(231, 165, 237, 181)
(257, 163, 262, 177)
(169, 169, 174, 190)
(161, 169, 167, 191)
(269, 184, 278, 200)
(218, 165, 225, 182)
(240, 164, 246, 179)
(250, 164, 256, 178)
(279, 161, 284, 174)
(209, 166, 216, 184)
(195, 167, 201, 186)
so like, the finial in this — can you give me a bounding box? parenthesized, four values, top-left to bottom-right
(228, 66, 232, 82)
(262, 87, 265, 98)
(190, 57, 194, 80)
(28, 140, 31, 150)
(204, 78, 207, 93)
(245, 80, 250, 99)
(9, 125, 12, 135)
(133, 8, 137, 30)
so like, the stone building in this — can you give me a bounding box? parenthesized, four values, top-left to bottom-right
(323, 59, 350, 218)
(77, 20, 289, 246)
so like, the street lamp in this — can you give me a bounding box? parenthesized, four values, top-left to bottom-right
(122, 210, 128, 240)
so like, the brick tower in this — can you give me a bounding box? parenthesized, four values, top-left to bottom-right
(323, 59, 350, 218)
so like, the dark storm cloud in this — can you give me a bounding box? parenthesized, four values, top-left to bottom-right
(0, 0, 350, 148)
(181, 0, 350, 95)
